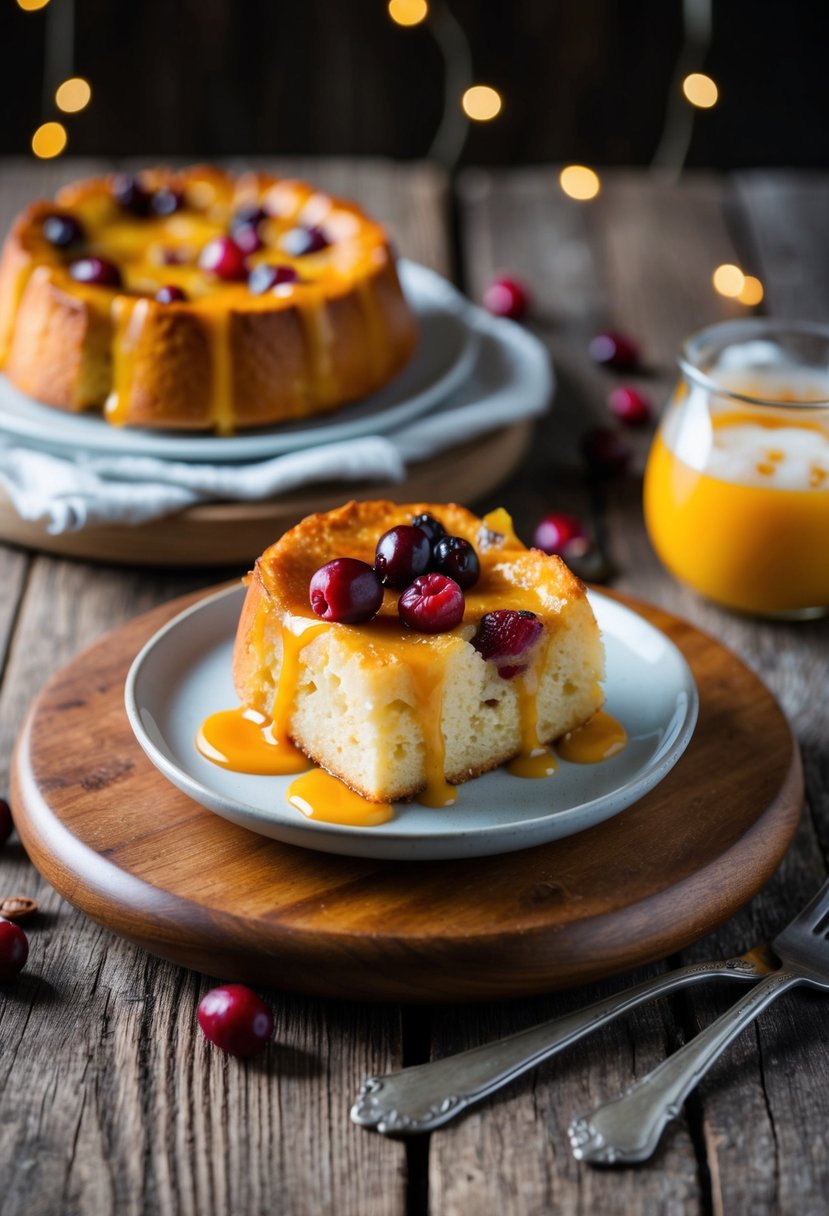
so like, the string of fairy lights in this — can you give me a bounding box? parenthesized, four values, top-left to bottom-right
(17, 0, 763, 306)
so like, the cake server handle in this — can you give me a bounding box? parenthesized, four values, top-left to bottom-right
(350, 953, 769, 1135)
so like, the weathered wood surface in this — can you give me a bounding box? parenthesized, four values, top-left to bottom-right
(0, 163, 828, 1215)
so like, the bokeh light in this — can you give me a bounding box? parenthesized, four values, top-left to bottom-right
(17, 0, 51, 10)
(559, 165, 601, 201)
(738, 275, 764, 306)
(712, 263, 745, 297)
(682, 73, 718, 109)
(388, 0, 428, 27)
(31, 122, 67, 159)
(56, 77, 92, 113)
(462, 85, 502, 122)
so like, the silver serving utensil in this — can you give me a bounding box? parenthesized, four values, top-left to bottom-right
(568, 877, 829, 1165)
(350, 949, 773, 1135)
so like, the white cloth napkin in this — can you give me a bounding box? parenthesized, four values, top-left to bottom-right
(0, 313, 552, 534)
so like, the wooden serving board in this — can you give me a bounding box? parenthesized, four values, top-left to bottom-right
(11, 585, 802, 1003)
(0, 421, 531, 567)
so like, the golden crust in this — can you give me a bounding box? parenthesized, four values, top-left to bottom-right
(0, 168, 418, 431)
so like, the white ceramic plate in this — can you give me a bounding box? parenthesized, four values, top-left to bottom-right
(125, 586, 699, 861)
(0, 261, 479, 463)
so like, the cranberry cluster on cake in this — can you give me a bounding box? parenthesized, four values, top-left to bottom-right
(0, 167, 417, 432)
(232, 501, 605, 804)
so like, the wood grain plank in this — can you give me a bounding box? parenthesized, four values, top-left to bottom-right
(0, 154, 453, 1216)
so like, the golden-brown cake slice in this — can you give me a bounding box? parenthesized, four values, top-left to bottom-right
(232, 501, 605, 804)
(0, 167, 417, 432)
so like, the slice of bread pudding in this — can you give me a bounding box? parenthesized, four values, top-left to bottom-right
(232, 501, 604, 804)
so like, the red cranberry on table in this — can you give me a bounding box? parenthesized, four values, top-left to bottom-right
(533, 513, 589, 557)
(0, 918, 28, 982)
(248, 264, 299, 295)
(472, 609, 543, 679)
(198, 236, 248, 281)
(69, 257, 123, 289)
(197, 984, 274, 1057)
(112, 173, 152, 216)
(155, 285, 187, 304)
(280, 225, 330, 257)
(608, 385, 652, 427)
(483, 276, 530, 321)
(42, 212, 85, 249)
(431, 535, 481, 590)
(374, 525, 432, 589)
(410, 512, 446, 546)
(581, 427, 632, 477)
(310, 558, 383, 624)
(398, 573, 465, 633)
(589, 330, 641, 371)
(150, 186, 184, 217)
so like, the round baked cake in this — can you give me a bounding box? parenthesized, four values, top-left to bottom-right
(0, 166, 418, 433)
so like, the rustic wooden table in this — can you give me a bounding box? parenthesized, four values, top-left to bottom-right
(0, 159, 827, 1216)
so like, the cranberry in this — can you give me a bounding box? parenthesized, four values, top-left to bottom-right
(309, 558, 383, 624)
(0, 918, 28, 982)
(410, 512, 446, 545)
(472, 609, 543, 679)
(398, 573, 465, 633)
(280, 225, 330, 257)
(483, 276, 530, 320)
(69, 257, 122, 289)
(155, 284, 187, 304)
(112, 173, 152, 216)
(150, 186, 184, 217)
(0, 797, 12, 845)
(234, 225, 264, 256)
(431, 535, 481, 590)
(532, 513, 587, 557)
(374, 525, 432, 589)
(230, 204, 269, 235)
(248, 264, 299, 295)
(197, 984, 273, 1057)
(581, 427, 631, 477)
(609, 385, 652, 427)
(42, 212, 84, 248)
(589, 330, 641, 370)
(199, 236, 248, 281)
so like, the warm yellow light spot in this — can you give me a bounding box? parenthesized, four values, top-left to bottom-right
(559, 165, 601, 201)
(55, 77, 92, 113)
(738, 275, 764, 306)
(712, 263, 745, 298)
(682, 72, 718, 109)
(17, 0, 51, 10)
(388, 0, 428, 26)
(462, 85, 502, 122)
(31, 122, 67, 159)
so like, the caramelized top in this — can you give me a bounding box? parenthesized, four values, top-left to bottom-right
(256, 500, 585, 651)
(17, 166, 393, 311)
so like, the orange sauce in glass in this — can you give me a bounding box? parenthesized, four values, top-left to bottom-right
(645, 410, 829, 615)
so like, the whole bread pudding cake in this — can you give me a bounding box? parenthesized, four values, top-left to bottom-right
(0, 166, 417, 433)
(232, 500, 605, 805)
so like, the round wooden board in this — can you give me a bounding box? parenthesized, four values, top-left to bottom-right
(11, 586, 802, 1003)
(0, 421, 531, 567)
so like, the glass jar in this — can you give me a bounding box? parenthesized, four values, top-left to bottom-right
(644, 319, 829, 618)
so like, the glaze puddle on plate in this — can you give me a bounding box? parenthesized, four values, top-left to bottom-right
(125, 586, 698, 861)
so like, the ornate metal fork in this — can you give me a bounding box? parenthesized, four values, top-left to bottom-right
(568, 877, 829, 1165)
(350, 949, 772, 1135)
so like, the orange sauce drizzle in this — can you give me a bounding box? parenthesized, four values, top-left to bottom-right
(409, 663, 456, 808)
(297, 298, 338, 406)
(555, 711, 627, 764)
(355, 278, 386, 382)
(196, 706, 309, 775)
(506, 660, 557, 778)
(287, 769, 393, 827)
(204, 311, 234, 436)
(105, 296, 149, 425)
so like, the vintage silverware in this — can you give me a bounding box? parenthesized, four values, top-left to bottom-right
(568, 878, 829, 1164)
(350, 949, 773, 1135)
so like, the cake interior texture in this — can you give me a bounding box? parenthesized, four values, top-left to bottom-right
(232, 501, 605, 803)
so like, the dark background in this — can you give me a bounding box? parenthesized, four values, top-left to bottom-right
(2, 0, 828, 167)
